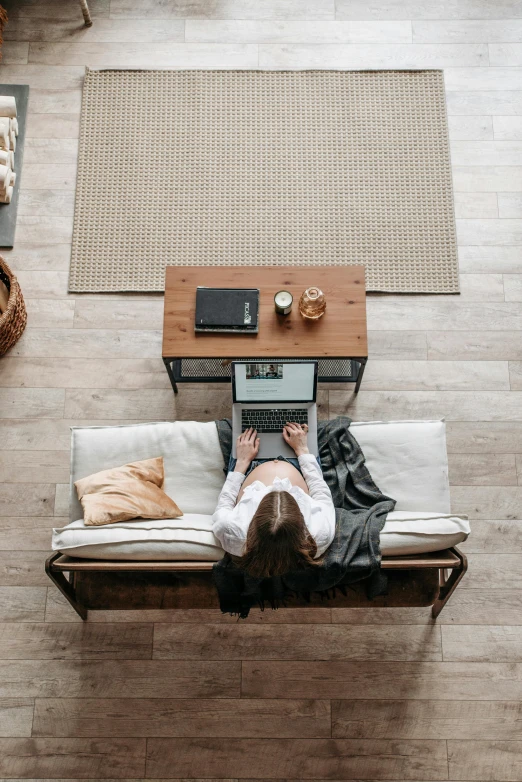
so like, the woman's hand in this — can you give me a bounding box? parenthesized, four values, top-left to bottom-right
(283, 422, 310, 457)
(235, 428, 260, 474)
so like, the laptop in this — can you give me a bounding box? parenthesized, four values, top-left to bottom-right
(231, 361, 319, 459)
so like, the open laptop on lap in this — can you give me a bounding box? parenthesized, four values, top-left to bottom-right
(231, 361, 319, 458)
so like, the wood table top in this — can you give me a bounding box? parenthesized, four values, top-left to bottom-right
(162, 266, 367, 358)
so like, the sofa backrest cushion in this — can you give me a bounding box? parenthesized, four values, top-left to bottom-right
(70, 421, 225, 522)
(69, 418, 450, 521)
(350, 419, 450, 514)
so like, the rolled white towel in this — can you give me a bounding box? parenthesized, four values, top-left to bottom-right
(0, 171, 15, 195)
(9, 133, 16, 152)
(0, 129, 10, 152)
(0, 118, 10, 151)
(0, 186, 14, 204)
(0, 96, 17, 119)
(0, 165, 12, 188)
(9, 151, 14, 169)
(0, 150, 10, 168)
(9, 118, 18, 137)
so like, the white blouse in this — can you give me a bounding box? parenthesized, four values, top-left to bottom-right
(212, 454, 336, 558)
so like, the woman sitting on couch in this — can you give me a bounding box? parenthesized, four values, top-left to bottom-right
(212, 423, 335, 578)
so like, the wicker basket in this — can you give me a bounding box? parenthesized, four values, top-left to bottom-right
(0, 256, 27, 356)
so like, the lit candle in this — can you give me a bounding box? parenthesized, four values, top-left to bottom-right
(274, 290, 293, 315)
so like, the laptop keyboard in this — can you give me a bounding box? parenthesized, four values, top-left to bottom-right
(242, 408, 308, 433)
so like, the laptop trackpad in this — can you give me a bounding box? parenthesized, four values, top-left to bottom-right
(256, 433, 295, 459)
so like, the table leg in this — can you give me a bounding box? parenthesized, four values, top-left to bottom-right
(163, 358, 178, 394)
(354, 357, 367, 394)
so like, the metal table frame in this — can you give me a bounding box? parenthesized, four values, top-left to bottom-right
(163, 356, 368, 395)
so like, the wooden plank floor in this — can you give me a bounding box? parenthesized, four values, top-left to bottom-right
(1, 0, 522, 779)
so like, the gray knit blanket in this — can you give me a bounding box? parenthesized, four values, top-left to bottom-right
(213, 416, 395, 618)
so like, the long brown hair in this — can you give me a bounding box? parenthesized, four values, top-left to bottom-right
(236, 490, 321, 578)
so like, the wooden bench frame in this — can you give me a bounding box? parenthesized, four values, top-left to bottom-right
(46, 547, 467, 621)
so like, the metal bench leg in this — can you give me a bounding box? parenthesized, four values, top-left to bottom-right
(45, 552, 88, 620)
(431, 547, 468, 619)
(79, 0, 93, 27)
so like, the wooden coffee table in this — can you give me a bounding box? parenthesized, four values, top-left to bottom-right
(162, 266, 368, 393)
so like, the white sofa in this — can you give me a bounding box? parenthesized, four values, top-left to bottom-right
(52, 419, 469, 561)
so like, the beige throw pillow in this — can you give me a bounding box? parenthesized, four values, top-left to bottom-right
(75, 456, 182, 527)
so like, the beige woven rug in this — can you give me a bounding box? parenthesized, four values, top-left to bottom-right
(69, 68, 458, 293)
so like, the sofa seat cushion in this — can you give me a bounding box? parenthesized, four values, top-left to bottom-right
(53, 510, 469, 561)
(53, 513, 225, 561)
(380, 511, 469, 556)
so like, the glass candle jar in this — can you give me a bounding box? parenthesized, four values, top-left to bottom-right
(274, 290, 293, 315)
(299, 287, 326, 320)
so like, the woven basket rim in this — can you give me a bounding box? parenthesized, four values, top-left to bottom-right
(0, 256, 19, 326)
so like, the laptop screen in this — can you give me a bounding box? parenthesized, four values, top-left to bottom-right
(233, 361, 317, 403)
